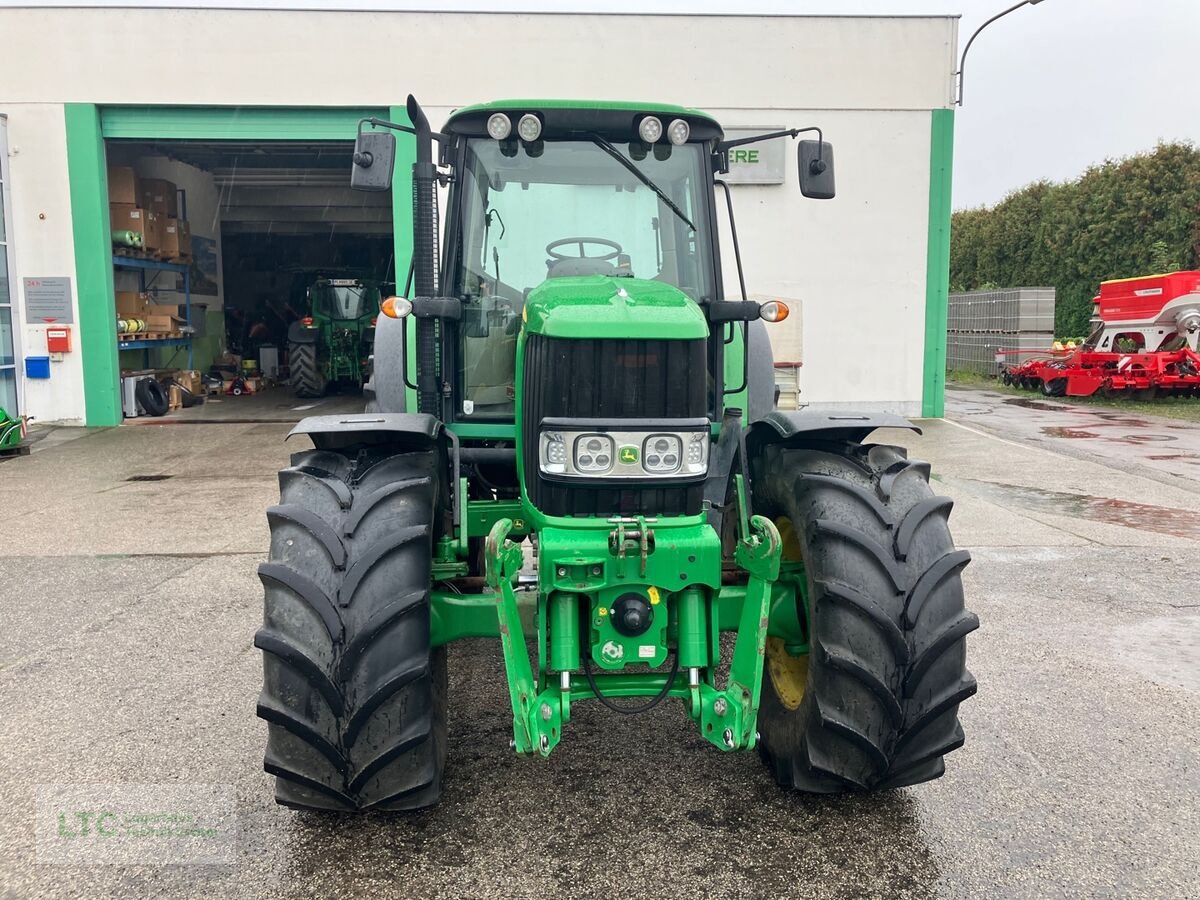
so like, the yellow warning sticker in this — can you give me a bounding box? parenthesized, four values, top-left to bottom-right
(599, 607, 608, 616)
(648, 586, 661, 605)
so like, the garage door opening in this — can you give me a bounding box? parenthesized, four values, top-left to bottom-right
(104, 137, 393, 422)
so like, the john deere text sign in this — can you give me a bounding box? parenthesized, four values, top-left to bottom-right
(723, 129, 786, 185)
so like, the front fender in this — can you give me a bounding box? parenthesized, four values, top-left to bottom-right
(287, 412, 441, 453)
(746, 409, 920, 453)
(288, 320, 319, 345)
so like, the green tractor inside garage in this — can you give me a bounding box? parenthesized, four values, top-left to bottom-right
(255, 96, 977, 811)
(287, 276, 382, 397)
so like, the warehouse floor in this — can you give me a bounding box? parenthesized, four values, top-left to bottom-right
(0, 403, 1197, 897)
(127, 387, 364, 425)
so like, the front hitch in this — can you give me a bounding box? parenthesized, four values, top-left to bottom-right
(486, 518, 562, 757)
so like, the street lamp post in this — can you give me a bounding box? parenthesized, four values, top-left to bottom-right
(955, 0, 1048, 106)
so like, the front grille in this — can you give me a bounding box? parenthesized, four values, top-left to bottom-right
(523, 335, 707, 517)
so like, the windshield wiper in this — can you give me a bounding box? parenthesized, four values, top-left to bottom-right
(586, 133, 695, 232)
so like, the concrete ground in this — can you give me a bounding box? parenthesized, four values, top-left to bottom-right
(1, 389, 1197, 898)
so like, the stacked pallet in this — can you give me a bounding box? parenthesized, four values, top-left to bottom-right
(946, 287, 1056, 376)
(116, 292, 186, 341)
(108, 167, 192, 263)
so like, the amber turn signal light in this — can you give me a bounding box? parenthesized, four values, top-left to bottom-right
(381, 296, 413, 319)
(760, 300, 790, 323)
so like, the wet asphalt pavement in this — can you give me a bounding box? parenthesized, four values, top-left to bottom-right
(0, 390, 1197, 898)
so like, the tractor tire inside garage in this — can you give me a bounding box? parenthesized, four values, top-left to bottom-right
(751, 441, 978, 793)
(289, 341, 327, 398)
(135, 377, 169, 417)
(255, 447, 448, 811)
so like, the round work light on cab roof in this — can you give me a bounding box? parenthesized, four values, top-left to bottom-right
(517, 113, 542, 142)
(487, 113, 512, 140)
(667, 118, 690, 145)
(638, 115, 663, 143)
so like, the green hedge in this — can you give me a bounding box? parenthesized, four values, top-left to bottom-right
(950, 142, 1200, 337)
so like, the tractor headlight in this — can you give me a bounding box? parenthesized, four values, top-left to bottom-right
(638, 115, 663, 144)
(574, 434, 614, 473)
(517, 113, 542, 142)
(541, 431, 568, 474)
(643, 434, 681, 473)
(538, 422, 708, 480)
(667, 118, 690, 146)
(487, 113, 512, 140)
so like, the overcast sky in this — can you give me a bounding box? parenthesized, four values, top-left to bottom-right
(7, 0, 1196, 209)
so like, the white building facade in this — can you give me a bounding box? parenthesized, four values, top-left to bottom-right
(0, 6, 958, 426)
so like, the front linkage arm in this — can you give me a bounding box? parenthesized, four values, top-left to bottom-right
(696, 480, 782, 752)
(485, 518, 562, 758)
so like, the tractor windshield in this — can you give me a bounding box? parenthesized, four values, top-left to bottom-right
(454, 138, 714, 418)
(311, 282, 380, 321)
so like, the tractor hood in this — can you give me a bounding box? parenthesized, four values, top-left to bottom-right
(522, 276, 709, 341)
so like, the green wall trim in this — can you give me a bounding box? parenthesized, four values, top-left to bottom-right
(65, 103, 121, 426)
(68, 104, 409, 425)
(100, 106, 389, 140)
(922, 108, 955, 418)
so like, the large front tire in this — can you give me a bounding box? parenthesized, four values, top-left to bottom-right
(255, 446, 448, 811)
(753, 441, 978, 792)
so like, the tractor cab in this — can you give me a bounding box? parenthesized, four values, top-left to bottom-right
(310, 277, 381, 324)
(447, 108, 719, 420)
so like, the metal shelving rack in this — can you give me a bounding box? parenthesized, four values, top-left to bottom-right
(113, 255, 193, 368)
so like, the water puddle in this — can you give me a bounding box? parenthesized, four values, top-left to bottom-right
(1039, 427, 1177, 443)
(1041, 427, 1100, 439)
(1004, 398, 1073, 412)
(949, 478, 1200, 542)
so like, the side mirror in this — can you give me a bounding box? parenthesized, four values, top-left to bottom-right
(351, 132, 396, 192)
(797, 140, 835, 199)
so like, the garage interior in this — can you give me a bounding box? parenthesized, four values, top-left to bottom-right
(104, 137, 393, 419)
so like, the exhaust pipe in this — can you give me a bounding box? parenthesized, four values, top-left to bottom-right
(407, 94, 441, 416)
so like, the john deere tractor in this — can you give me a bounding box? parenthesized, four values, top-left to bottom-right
(287, 277, 382, 397)
(255, 97, 977, 811)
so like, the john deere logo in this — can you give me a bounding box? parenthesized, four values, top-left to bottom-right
(619, 446, 639, 464)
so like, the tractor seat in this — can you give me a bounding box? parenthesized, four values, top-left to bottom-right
(546, 258, 617, 278)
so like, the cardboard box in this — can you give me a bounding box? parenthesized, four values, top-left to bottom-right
(143, 314, 183, 332)
(115, 291, 150, 317)
(179, 370, 202, 394)
(110, 204, 148, 243)
(107, 167, 138, 205)
(137, 177, 177, 217)
(160, 218, 180, 259)
(143, 210, 163, 254)
(177, 220, 193, 258)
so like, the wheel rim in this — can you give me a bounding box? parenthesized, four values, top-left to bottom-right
(765, 637, 809, 711)
(767, 517, 809, 711)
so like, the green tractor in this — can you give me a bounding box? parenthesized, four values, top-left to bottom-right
(255, 97, 977, 811)
(287, 277, 382, 397)
(0, 406, 27, 455)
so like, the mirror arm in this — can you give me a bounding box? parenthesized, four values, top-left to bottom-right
(713, 126, 826, 174)
(358, 116, 452, 146)
(718, 128, 802, 152)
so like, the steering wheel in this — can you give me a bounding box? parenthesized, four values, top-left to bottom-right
(545, 237, 623, 262)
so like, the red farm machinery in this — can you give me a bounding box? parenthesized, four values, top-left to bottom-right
(1002, 271, 1200, 399)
